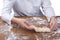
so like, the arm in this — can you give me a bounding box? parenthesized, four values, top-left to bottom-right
(11, 17, 35, 30)
(41, 0, 55, 21)
(1, 0, 15, 24)
(41, 0, 57, 30)
(1, 0, 36, 30)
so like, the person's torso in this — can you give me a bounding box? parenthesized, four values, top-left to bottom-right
(13, 0, 43, 16)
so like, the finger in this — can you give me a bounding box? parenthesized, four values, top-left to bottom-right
(29, 25, 35, 30)
(25, 24, 35, 30)
(21, 22, 28, 29)
(51, 23, 57, 31)
(22, 21, 33, 30)
(50, 21, 52, 27)
(22, 22, 32, 30)
(50, 22, 54, 30)
(50, 22, 53, 28)
(24, 21, 31, 26)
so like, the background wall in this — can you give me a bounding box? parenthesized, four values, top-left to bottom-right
(51, 0, 60, 16)
(0, 0, 60, 16)
(0, 0, 3, 16)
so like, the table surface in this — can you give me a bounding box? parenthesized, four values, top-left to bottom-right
(0, 16, 60, 40)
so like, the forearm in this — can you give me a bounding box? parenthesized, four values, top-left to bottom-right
(11, 17, 23, 25)
(11, 17, 19, 24)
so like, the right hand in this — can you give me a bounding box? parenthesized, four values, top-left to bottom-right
(15, 18, 35, 30)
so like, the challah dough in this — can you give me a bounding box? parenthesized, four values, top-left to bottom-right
(34, 26, 50, 32)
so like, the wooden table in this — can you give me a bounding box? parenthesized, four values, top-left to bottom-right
(0, 16, 60, 40)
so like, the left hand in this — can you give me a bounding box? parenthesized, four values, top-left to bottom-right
(50, 16, 58, 31)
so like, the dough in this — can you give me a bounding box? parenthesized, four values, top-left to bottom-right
(34, 26, 50, 32)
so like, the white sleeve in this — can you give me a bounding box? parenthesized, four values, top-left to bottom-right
(41, 0, 55, 21)
(1, 0, 15, 24)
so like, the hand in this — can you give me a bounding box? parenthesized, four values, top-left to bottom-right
(50, 16, 58, 31)
(16, 18, 35, 30)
